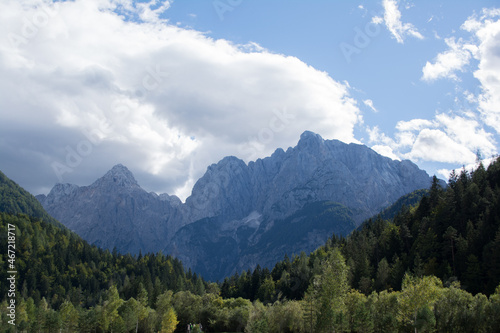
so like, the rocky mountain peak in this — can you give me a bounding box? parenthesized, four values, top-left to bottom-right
(217, 156, 246, 170)
(94, 164, 138, 188)
(297, 130, 324, 148)
(41, 183, 80, 206)
(159, 193, 182, 207)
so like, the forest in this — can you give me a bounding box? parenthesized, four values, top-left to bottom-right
(1, 157, 500, 332)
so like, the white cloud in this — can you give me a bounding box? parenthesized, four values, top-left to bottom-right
(405, 129, 476, 163)
(371, 145, 400, 160)
(369, 7, 499, 170)
(436, 113, 496, 157)
(135, 0, 172, 23)
(422, 9, 500, 136)
(375, 0, 424, 43)
(462, 9, 500, 135)
(363, 99, 378, 112)
(395, 118, 435, 132)
(372, 16, 384, 25)
(438, 156, 497, 181)
(0, 0, 362, 200)
(367, 126, 400, 160)
(437, 168, 452, 180)
(422, 37, 474, 81)
(367, 125, 395, 146)
(368, 112, 496, 166)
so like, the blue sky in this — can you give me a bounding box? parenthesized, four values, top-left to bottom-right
(1, 0, 500, 200)
(164, 0, 500, 179)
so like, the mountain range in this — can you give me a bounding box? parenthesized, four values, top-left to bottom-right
(37, 131, 434, 280)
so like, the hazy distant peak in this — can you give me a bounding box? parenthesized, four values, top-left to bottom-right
(96, 164, 138, 188)
(219, 155, 245, 166)
(50, 183, 80, 196)
(159, 193, 182, 206)
(41, 183, 80, 206)
(298, 130, 324, 145)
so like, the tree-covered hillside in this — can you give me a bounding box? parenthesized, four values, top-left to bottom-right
(0, 171, 212, 331)
(217, 160, 500, 332)
(343, 161, 500, 296)
(376, 188, 428, 222)
(0, 171, 62, 228)
(0, 213, 203, 307)
(222, 160, 500, 302)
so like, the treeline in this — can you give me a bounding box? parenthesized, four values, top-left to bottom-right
(0, 171, 62, 228)
(0, 172, 210, 310)
(0, 213, 208, 321)
(2, 247, 500, 332)
(343, 161, 500, 296)
(222, 159, 500, 302)
(256, 249, 500, 333)
(244, 249, 500, 333)
(0, 282, 251, 333)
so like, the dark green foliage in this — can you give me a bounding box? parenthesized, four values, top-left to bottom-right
(225, 158, 500, 302)
(0, 170, 210, 332)
(337, 160, 500, 296)
(0, 170, 63, 228)
(377, 188, 429, 222)
(0, 213, 204, 309)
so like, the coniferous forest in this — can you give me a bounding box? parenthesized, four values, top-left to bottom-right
(1, 158, 500, 332)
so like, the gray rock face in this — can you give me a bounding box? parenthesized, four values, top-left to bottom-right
(38, 132, 434, 280)
(181, 131, 432, 225)
(38, 164, 182, 254)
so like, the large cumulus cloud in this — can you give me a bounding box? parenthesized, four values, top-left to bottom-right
(0, 0, 362, 199)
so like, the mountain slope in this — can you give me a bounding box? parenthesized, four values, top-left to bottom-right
(375, 188, 429, 222)
(220, 160, 500, 304)
(339, 162, 500, 295)
(0, 171, 205, 312)
(169, 201, 356, 279)
(37, 164, 182, 254)
(0, 170, 63, 228)
(38, 131, 434, 280)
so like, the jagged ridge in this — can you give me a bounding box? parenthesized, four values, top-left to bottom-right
(38, 131, 434, 280)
